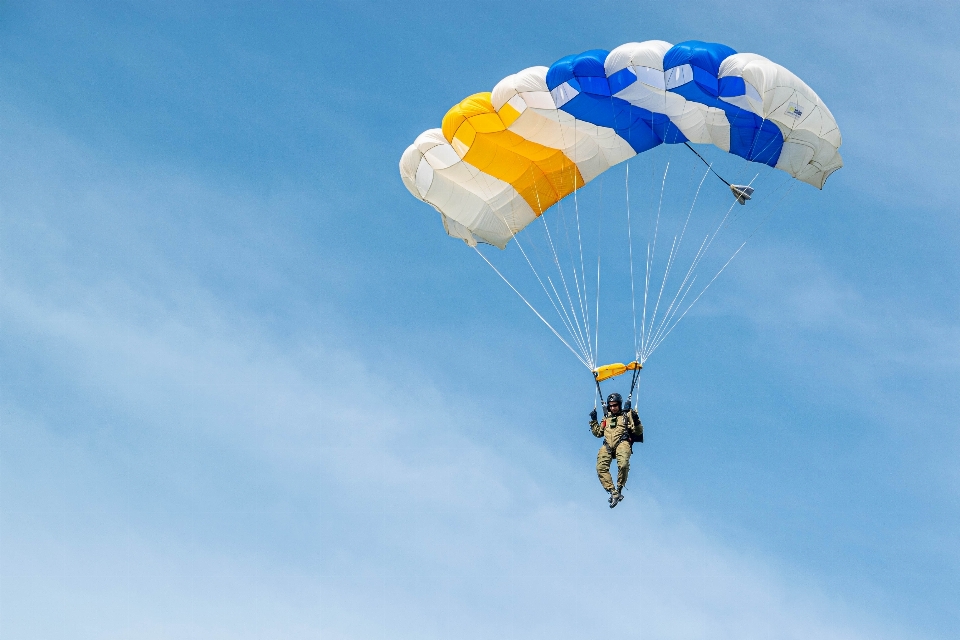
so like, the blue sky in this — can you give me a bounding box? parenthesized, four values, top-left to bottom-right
(2, 1, 958, 638)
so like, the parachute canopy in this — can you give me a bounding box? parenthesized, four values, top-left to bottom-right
(400, 39, 842, 249)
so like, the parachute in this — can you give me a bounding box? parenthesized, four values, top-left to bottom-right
(399, 40, 842, 395)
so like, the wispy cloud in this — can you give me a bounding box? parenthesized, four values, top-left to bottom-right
(3, 3, 957, 637)
(1, 252, 919, 639)
(713, 242, 960, 405)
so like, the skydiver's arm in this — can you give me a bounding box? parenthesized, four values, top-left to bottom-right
(589, 411, 604, 438)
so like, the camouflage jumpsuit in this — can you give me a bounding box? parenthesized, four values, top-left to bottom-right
(590, 410, 643, 493)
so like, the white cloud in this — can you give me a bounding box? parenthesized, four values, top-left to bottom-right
(710, 242, 960, 397)
(1, 275, 919, 639)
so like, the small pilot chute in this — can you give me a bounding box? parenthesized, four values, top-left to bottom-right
(730, 184, 755, 205)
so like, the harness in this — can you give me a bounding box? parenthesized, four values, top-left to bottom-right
(602, 412, 640, 454)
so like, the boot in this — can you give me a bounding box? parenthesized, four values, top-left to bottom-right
(609, 489, 623, 508)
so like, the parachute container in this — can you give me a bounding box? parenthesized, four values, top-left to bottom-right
(593, 361, 641, 383)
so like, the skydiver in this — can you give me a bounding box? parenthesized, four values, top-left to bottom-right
(589, 392, 643, 508)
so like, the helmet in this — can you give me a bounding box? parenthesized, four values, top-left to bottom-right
(607, 393, 622, 406)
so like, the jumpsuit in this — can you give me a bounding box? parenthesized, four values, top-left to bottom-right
(589, 410, 642, 492)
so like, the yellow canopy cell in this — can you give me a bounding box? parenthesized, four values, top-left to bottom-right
(442, 93, 584, 215)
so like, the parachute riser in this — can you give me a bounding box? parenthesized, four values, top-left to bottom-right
(593, 372, 607, 416)
(626, 363, 642, 407)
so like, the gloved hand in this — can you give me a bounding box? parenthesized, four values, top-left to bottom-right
(589, 408, 598, 422)
(623, 400, 632, 411)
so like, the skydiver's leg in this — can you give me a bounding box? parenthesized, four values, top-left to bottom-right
(615, 441, 632, 491)
(596, 445, 615, 493)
